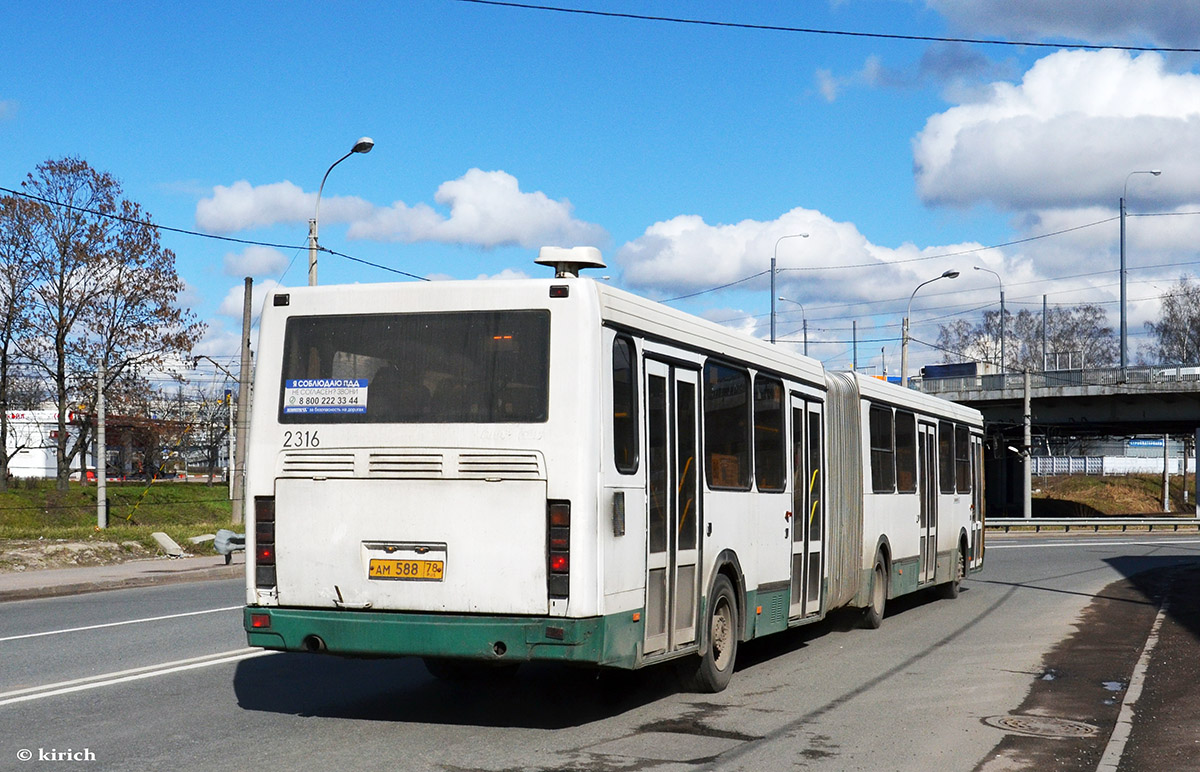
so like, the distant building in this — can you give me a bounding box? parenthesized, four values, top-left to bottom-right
(3, 410, 83, 479)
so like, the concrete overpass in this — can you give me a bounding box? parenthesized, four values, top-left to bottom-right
(912, 365, 1200, 516)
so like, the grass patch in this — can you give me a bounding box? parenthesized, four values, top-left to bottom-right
(0, 479, 234, 551)
(1033, 474, 1196, 516)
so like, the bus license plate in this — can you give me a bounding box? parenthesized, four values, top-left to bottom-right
(368, 558, 444, 581)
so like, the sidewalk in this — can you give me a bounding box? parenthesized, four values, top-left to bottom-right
(0, 552, 243, 602)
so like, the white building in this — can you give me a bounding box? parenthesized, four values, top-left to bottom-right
(3, 410, 82, 479)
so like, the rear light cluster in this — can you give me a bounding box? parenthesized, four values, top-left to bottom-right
(255, 496, 276, 589)
(548, 500, 570, 599)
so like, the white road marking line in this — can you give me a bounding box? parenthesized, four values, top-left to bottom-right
(0, 647, 276, 707)
(1096, 593, 1170, 772)
(0, 605, 243, 643)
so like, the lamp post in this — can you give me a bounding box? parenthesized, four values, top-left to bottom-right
(974, 266, 1005, 379)
(901, 269, 960, 388)
(771, 233, 809, 344)
(1120, 169, 1161, 377)
(777, 296, 809, 355)
(308, 137, 375, 286)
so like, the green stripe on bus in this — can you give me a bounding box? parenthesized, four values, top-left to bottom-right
(245, 607, 644, 669)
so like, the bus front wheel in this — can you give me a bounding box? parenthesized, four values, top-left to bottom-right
(682, 574, 739, 693)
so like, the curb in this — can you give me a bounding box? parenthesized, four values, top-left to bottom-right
(0, 562, 243, 603)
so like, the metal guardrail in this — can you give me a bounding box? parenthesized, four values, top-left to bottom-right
(988, 517, 1200, 533)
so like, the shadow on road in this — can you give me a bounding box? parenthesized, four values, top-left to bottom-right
(973, 554, 1200, 772)
(232, 581, 967, 729)
(233, 653, 679, 729)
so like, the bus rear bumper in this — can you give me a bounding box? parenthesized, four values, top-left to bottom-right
(245, 606, 642, 669)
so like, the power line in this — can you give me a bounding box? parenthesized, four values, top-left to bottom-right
(663, 269, 768, 302)
(778, 217, 1119, 273)
(455, 0, 1200, 53)
(667, 216, 1123, 305)
(0, 185, 428, 282)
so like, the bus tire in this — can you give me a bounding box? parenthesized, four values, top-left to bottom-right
(683, 574, 739, 693)
(939, 546, 966, 600)
(863, 557, 887, 629)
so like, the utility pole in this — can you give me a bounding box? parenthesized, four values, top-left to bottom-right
(1023, 370, 1032, 520)
(232, 277, 253, 525)
(1042, 295, 1048, 372)
(96, 359, 106, 529)
(226, 389, 234, 500)
(1163, 433, 1171, 513)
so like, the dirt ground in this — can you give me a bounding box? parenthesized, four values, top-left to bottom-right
(0, 538, 158, 573)
(1033, 474, 1196, 517)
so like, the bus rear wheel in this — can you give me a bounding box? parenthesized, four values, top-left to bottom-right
(681, 574, 739, 693)
(939, 546, 966, 600)
(863, 558, 887, 629)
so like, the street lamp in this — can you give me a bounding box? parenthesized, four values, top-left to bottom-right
(192, 354, 237, 380)
(777, 296, 809, 356)
(771, 233, 809, 344)
(901, 269, 960, 388)
(308, 137, 375, 286)
(973, 266, 1005, 378)
(1120, 169, 1161, 377)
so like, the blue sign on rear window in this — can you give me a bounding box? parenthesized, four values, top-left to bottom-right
(283, 379, 369, 414)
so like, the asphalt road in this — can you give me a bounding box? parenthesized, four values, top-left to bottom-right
(1, 533, 1198, 772)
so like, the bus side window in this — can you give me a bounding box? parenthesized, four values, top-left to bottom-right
(955, 424, 971, 493)
(869, 404, 895, 493)
(895, 410, 916, 493)
(612, 336, 639, 474)
(704, 361, 750, 490)
(939, 420, 955, 494)
(753, 375, 785, 492)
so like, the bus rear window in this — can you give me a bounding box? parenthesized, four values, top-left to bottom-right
(279, 310, 550, 423)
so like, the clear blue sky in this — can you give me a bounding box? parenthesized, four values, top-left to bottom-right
(3, 1, 1198, 376)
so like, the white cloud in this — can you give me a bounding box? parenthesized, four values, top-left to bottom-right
(217, 278, 284, 319)
(223, 245, 290, 277)
(927, 0, 1200, 49)
(816, 69, 839, 102)
(614, 207, 996, 312)
(475, 268, 532, 281)
(195, 180, 374, 233)
(0, 100, 17, 121)
(914, 50, 1200, 210)
(195, 169, 608, 250)
(349, 169, 608, 249)
(814, 56, 886, 102)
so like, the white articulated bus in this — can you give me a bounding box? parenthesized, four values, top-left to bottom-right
(244, 247, 984, 692)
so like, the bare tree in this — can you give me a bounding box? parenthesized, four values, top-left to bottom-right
(17, 157, 205, 490)
(938, 303, 1116, 371)
(1141, 276, 1200, 365)
(0, 195, 41, 490)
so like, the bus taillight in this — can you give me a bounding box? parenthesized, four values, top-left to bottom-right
(255, 496, 277, 589)
(548, 500, 570, 599)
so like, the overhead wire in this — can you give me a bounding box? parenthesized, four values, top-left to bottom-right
(0, 185, 427, 282)
(454, 0, 1200, 53)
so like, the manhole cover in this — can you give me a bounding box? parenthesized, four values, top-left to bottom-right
(983, 715, 1100, 739)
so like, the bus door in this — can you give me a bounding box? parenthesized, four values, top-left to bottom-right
(644, 360, 701, 655)
(918, 421, 938, 584)
(970, 432, 984, 569)
(790, 396, 824, 619)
